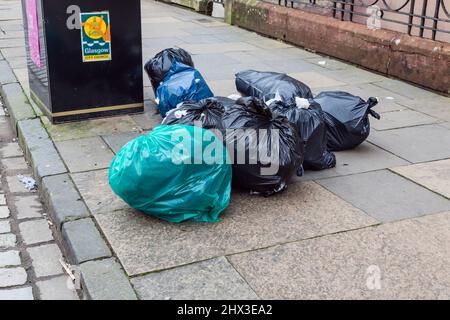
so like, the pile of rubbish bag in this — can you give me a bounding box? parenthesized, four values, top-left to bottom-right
(145, 48, 213, 117)
(268, 99, 336, 172)
(314, 91, 380, 151)
(144, 48, 194, 94)
(109, 125, 232, 223)
(109, 48, 381, 223)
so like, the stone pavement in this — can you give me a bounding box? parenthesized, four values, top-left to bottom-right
(0, 100, 78, 300)
(0, 0, 449, 299)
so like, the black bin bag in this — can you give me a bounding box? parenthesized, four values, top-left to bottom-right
(222, 97, 304, 196)
(235, 70, 313, 105)
(144, 48, 194, 93)
(212, 96, 236, 110)
(314, 91, 380, 151)
(162, 98, 225, 130)
(269, 100, 336, 172)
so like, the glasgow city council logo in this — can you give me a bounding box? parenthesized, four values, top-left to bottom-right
(80, 11, 112, 62)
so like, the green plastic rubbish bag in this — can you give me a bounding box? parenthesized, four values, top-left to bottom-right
(108, 125, 232, 223)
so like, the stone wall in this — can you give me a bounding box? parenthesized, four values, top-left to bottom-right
(225, 0, 450, 94)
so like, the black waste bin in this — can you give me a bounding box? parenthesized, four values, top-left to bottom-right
(21, 0, 143, 123)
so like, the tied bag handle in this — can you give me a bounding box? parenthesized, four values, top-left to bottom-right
(367, 97, 381, 120)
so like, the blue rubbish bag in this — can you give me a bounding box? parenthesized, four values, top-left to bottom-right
(156, 61, 213, 117)
(108, 125, 232, 223)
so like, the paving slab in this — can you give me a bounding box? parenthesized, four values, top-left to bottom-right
(95, 181, 377, 276)
(0, 116, 15, 141)
(289, 71, 346, 89)
(323, 68, 386, 85)
(0, 286, 33, 300)
(181, 42, 259, 54)
(6, 55, 26, 69)
(0, 82, 36, 128)
(351, 83, 413, 103)
(391, 159, 450, 199)
(13, 195, 43, 219)
(37, 276, 79, 300)
(13, 67, 28, 86)
(17, 119, 67, 179)
(0, 220, 10, 233)
(248, 47, 318, 60)
(80, 258, 137, 300)
(141, 27, 191, 39)
(368, 124, 450, 163)
(0, 142, 22, 158)
(102, 132, 142, 154)
(0, 250, 21, 267)
(0, 59, 16, 85)
(372, 79, 444, 100)
(27, 243, 64, 278)
(42, 116, 141, 142)
(1, 156, 28, 172)
(55, 137, 114, 173)
(143, 86, 154, 101)
(0, 194, 6, 205)
(180, 34, 225, 44)
(62, 218, 112, 264)
(6, 175, 35, 194)
(0, 205, 10, 218)
(18, 219, 53, 245)
(40, 174, 90, 229)
(371, 110, 438, 131)
(200, 61, 272, 82)
(0, 233, 16, 248)
(304, 56, 352, 71)
(132, 257, 259, 300)
(318, 170, 450, 222)
(0, 38, 23, 49)
(71, 169, 128, 215)
(192, 53, 241, 70)
(399, 95, 450, 122)
(131, 101, 162, 131)
(298, 142, 409, 181)
(207, 79, 238, 97)
(246, 38, 292, 49)
(229, 212, 450, 299)
(0, 47, 26, 59)
(0, 267, 27, 287)
(248, 59, 318, 75)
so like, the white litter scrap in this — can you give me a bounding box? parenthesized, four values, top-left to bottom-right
(59, 258, 76, 281)
(227, 94, 242, 101)
(295, 97, 311, 109)
(264, 91, 282, 106)
(17, 174, 37, 190)
(174, 109, 188, 119)
(318, 60, 327, 66)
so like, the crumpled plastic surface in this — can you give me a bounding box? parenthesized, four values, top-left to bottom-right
(235, 70, 313, 105)
(162, 98, 225, 130)
(108, 125, 232, 223)
(144, 48, 194, 93)
(222, 97, 304, 196)
(269, 100, 336, 172)
(314, 91, 380, 151)
(156, 61, 214, 117)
